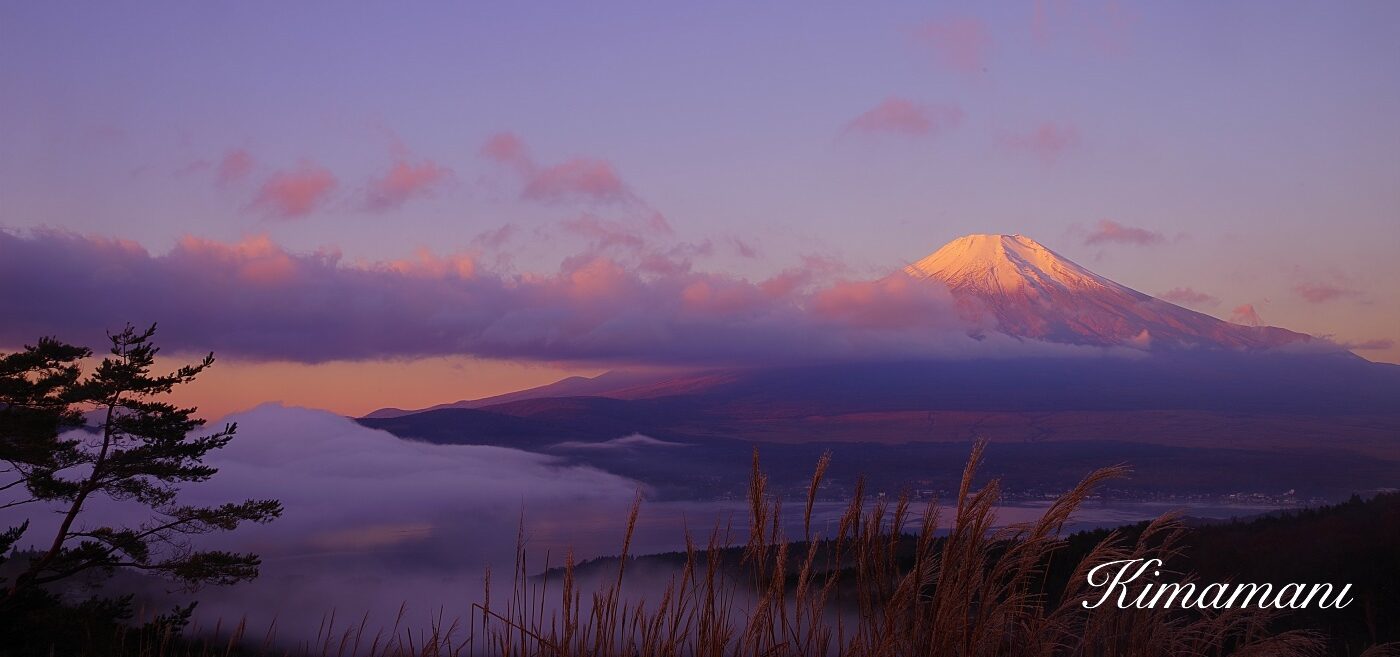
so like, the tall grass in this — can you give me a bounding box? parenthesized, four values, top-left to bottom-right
(461, 440, 1324, 657)
(28, 441, 1342, 656)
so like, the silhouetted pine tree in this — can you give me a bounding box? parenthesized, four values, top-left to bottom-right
(0, 324, 281, 613)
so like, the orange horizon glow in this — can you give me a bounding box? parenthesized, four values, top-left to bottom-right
(157, 346, 1397, 421)
(161, 356, 605, 420)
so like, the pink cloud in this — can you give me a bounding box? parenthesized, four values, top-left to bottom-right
(523, 158, 627, 204)
(1084, 220, 1164, 246)
(365, 158, 450, 211)
(1229, 304, 1263, 327)
(843, 98, 964, 138)
(1293, 282, 1358, 304)
(678, 278, 770, 316)
(1158, 287, 1220, 308)
(385, 247, 477, 280)
(480, 132, 529, 169)
(480, 132, 630, 205)
(252, 161, 337, 219)
(912, 17, 993, 74)
(757, 254, 850, 299)
(1004, 121, 1079, 164)
(175, 234, 301, 285)
(811, 274, 958, 330)
(217, 149, 255, 186)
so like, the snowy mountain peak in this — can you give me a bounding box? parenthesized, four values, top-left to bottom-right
(905, 233, 1125, 298)
(904, 233, 1311, 350)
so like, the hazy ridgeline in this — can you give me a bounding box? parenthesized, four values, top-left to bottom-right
(29, 441, 1397, 657)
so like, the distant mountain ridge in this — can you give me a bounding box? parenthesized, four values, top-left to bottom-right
(359, 351, 1400, 501)
(364, 369, 697, 419)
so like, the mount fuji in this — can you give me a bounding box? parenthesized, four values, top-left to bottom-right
(904, 233, 1309, 350)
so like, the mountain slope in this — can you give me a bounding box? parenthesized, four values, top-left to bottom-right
(905, 234, 1310, 349)
(363, 370, 667, 419)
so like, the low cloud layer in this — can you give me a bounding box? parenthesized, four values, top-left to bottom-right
(193, 406, 642, 562)
(1, 405, 644, 640)
(553, 433, 689, 451)
(0, 229, 996, 365)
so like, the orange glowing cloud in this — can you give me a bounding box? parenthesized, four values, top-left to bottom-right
(252, 161, 338, 219)
(481, 132, 631, 205)
(165, 356, 603, 419)
(1229, 304, 1263, 326)
(812, 273, 956, 329)
(680, 279, 766, 316)
(386, 247, 476, 279)
(480, 131, 529, 168)
(525, 158, 626, 204)
(365, 157, 450, 211)
(175, 235, 303, 284)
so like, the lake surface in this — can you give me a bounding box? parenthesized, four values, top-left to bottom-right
(515, 497, 1289, 559)
(121, 494, 1292, 645)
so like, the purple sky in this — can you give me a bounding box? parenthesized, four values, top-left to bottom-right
(2, 2, 1397, 412)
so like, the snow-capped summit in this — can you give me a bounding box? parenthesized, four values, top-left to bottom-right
(906, 233, 1121, 297)
(905, 233, 1310, 349)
